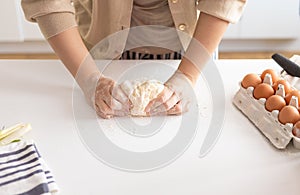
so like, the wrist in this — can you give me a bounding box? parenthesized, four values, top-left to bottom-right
(166, 70, 193, 92)
(78, 71, 103, 108)
(178, 58, 200, 85)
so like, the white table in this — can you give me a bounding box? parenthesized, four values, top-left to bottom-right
(1, 59, 300, 195)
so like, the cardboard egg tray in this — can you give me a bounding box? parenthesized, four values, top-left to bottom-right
(233, 73, 300, 150)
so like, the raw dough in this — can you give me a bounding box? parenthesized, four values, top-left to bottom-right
(120, 79, 164, 116)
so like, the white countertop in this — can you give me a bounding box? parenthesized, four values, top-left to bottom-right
(1, 59, 300, 195)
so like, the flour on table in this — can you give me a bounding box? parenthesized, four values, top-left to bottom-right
(120, 79, 164, 116)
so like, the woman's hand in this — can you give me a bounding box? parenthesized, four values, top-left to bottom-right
(145, 70, 194, 115)
(145, 86, 183, 115)
(94, 76, 130, 119)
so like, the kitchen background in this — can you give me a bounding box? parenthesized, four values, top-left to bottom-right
(0, 0, 299, 59)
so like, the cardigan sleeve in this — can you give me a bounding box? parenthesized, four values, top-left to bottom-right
(21, 0, 77, 39)
(197, 0, 247, 23)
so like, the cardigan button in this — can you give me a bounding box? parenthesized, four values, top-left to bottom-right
(178, 24, 186, 31)
(171, 0, 178, 3)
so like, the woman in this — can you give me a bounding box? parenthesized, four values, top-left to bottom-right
(21, 0, 246, 118)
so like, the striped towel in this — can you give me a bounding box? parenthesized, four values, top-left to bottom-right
(0, 141, 59, 195)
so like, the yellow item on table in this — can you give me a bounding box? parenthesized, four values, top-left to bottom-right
(0, 123, 32, 145)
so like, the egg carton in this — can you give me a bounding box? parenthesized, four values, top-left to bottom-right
(233, 77, 300, 150)
(233, 55, 300, 149)
(233, 86, 300, 149)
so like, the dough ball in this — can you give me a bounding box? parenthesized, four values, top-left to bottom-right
(121, 79, 164, 116)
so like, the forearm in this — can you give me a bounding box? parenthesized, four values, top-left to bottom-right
(192, 12, 229, 54)
(47, 27, 98, 77)
(46, 27, 106, 109)
(46, 26, 129, 116)
(178, 12, 229, 84)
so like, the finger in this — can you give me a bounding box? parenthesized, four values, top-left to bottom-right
(105, 97, 124, 110)
(97, 77, 115, 93)
(112, 85, 130, 109)
(120, 80, 136, 97)
(96, 82, 112, 97)
(102, 94, 130, 116)
(145, 87, 173, 112)
(163, 93, 180, 111)
(114, 110, 129, 117)
(167, 101, 183, 115)
(110, 98, 130, 116)
(96, 81, 126, 111)
(96, 99, 128, 118)
(96, 109, 112, 119)
(96, 99, 114, 116)
(112, 85, 128, 103)
(149, 93, 180, 115)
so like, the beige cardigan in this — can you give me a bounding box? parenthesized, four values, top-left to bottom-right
(21, 0, 246, 56)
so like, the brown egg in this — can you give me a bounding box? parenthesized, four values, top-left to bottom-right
(278, 105, 300, 125)
(241, 73, 262, 88)
(261, 69, 279, 83)
(273, 79, 291, 94)
(292, 121, 300, 137)
(285, 90, 300, 106)
(265, 95, 286, 111)
(253, 83, 274, 99)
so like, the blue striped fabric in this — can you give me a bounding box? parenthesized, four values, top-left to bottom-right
(0, 141, 58, 194)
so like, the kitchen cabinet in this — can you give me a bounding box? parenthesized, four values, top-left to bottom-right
(16, 0, 44, 41)
(224, 0, 300, 39)
(21, 20, 44, 41)
(0, 0, 44, 42)
(0, 0, 23, 42)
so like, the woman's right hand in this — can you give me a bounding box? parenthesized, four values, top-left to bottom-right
(94, 76, 130, 119)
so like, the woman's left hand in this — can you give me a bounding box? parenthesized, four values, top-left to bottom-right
(145, 70, 194, 115)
